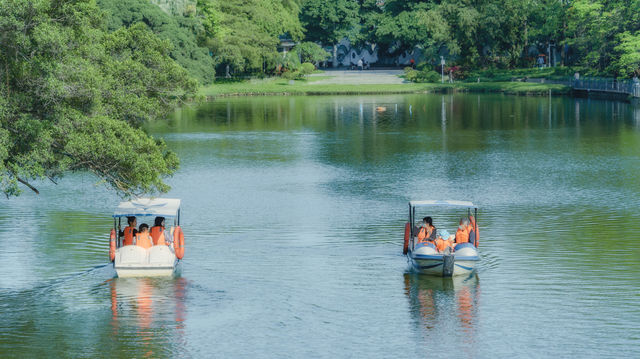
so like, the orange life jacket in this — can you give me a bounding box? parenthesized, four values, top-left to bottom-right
(150, 226, 166, 245)
(456, 226, 470, 244)
(435, 238, 453, 252)
(136, 232, 153, 249)
(123, 226, 135, 246)
(417, 226, 434, 243)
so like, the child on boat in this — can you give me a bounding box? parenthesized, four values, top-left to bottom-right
(434, 229, 455, 252)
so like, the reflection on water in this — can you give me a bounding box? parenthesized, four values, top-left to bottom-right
(1, 94, 640, 357)
(108, 277, 187, 357)
(404, 273, 480, 342)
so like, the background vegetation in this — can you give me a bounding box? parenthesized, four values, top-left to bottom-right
(1, 0, 639, 197)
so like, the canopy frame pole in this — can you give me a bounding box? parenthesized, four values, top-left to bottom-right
(411, 205, 415, 237)
(474, 207, 478, 248)
(113, 218, 118, 248)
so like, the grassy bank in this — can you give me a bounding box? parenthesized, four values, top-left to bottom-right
(455, 82, 570, 95)
(199, 77, 570, 98)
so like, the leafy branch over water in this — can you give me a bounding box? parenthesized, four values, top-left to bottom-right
(0, 0, 197, 197)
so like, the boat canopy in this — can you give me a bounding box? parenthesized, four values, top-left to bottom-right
(409, 200, 477, 209)
(113, 198, 181, 218)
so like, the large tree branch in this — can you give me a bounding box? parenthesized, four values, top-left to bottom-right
(16, 176, 39, 194)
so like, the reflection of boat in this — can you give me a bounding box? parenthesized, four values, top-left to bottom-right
(404, 273, 480, 335)
(403, 200, 480, 277)
(110, 277, 187, 337)
(109, 198, 185, 277)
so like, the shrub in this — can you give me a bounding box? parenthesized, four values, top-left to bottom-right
(300, 62, 316, 77)
(404, 67, 418, 82)
(282, 70, 301, 80)
(419, 70, 442, 83)
(404, 67, 441, 83)
(280, 50, 301, 72)
(296, 42, 330, 64)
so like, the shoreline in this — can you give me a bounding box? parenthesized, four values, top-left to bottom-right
(199, 78, 572, 100)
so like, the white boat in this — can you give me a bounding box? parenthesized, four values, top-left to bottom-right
(109, 198, 185, 277)
(403, 200, 480, 277)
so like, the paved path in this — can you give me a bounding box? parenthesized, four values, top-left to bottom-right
(309, 69, 407, 85)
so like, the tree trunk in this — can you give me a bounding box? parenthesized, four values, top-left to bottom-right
(332, 44, 338, 68)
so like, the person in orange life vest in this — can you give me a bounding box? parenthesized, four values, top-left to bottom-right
(455, 217, 476, 245)
(136, 223, 153, 249)
(469, 215, 479, 246)
(434, 229, 455, 252)
(119, 216, 137, 246)
(417, 216, 437, 243)
(150, 217, 167, 245)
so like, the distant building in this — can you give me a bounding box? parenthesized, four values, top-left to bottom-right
(278, 35, 296, 56)
(150, 0, 196, 16)
(327, 38, 423, 68)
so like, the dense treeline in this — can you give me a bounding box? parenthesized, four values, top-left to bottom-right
(97, 0, 305, 82)
(302, 0, 640, 77)
(2, 0, 639, 196)
(95, 0, 639, 79)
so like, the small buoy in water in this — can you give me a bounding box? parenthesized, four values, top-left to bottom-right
(376, 106, 387, 112)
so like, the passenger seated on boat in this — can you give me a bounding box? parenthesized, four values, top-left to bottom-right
(119, 216, 138, 246)
(434, 229, 455, 252)
(417, 216, 437, 243)
(151, 217, 167, 246)
(469, 215, 478, 246)
(136, 224, 153, 249)
(455, 218, 476, 246)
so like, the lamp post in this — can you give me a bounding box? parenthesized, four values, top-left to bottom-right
(440, 56, 445, 83)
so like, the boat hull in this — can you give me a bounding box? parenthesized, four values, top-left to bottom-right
(409, 242, 479, 277)
(114, 245, 178, 278)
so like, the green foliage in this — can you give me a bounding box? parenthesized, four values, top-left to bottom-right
(204, 0, 303, 74)
(296, 42, 330, 64)
(0, 0, 195, 197)
(300, 62, 316, 77)
(611, 31, 640, 76)
(404, 67, 441, 83)
(281, 70, 302, 80)
(97, 0, 215, 84)
(300, 0, 360, 44)
(303, 0, 638, 77)
(280, 51, 301, 71)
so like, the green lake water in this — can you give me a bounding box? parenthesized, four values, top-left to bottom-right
(1, 93, 639, 357)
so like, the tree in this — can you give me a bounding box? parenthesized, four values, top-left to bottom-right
(0, 0, 196, 197)
(200, 0, 304, 75)
(611, 31, 640, 76)
(300, 0, 360, 67)
(295, 42, 330, 65)
(98, 0, 216, 84)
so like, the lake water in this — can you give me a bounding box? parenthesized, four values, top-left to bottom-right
(1, 94, 639, 358)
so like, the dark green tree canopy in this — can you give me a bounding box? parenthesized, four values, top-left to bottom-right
(300, 0, 360, 44)
(98, 0, 216, 84)
(0, 0, 196, 197)
(198, 0, 304, 74)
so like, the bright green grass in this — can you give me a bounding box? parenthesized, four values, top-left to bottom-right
(199, 77, 570, 98)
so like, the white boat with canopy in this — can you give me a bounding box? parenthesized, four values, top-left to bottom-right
(109, 198, 185, 277)
(403, 200, 480, 277)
